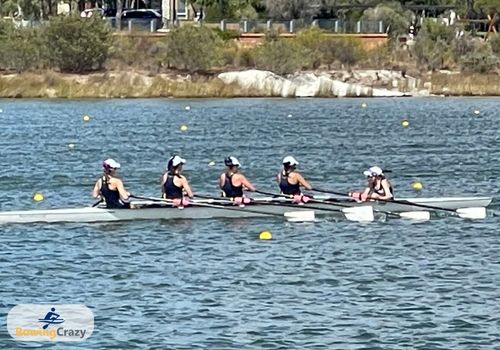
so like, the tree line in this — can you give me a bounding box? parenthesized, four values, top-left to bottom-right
(0, 14, 498, 75)
(1, 0, 499, 22)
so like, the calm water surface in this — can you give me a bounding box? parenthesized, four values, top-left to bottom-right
(0, 97, 499, 349)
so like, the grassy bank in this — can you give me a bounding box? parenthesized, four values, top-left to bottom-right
(431, 73, 500, 96)
(1, 70, 500, 98)
(0, 71, 268, 98)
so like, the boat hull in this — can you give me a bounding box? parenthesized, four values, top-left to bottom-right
(0, 196, 492, 224)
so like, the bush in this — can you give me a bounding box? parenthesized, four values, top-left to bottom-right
(0, 23, 45, 72)
(460, 41, 499, 73)
(295, 27, 325, 69)
(43, 15, 111, 73)
(320, 37, 365, 69)
(412, 20, 456, 70)
(361, 3, 413, 37)
(490, 34, 500, 56)
(165, 25, 224, 72)
(108, 36, 167, 71)
(255, 38, 311, 75)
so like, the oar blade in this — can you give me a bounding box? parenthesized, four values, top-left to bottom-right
(284, 210, 316, 222)
(342, 206, 374, 222)
(398, 211, 431, 221)
(456, 207, 487, 219)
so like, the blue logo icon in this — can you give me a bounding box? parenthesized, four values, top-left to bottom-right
(38, 308, 65, 329)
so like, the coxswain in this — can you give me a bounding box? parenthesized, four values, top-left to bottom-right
(220, 156, 255, 204)
(349, 166, 394, 201)
(161, 155, 193, 207)
(277, 156, 312, 203)
(92, 158, 131, 208)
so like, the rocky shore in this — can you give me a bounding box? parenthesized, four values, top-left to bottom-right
(0, 69, 496, 98)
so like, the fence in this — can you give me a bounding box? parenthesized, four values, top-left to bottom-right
(109, 18, 387, 34)
(4, 17, 387, 35)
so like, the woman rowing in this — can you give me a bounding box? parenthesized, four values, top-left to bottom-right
(277, 156, 312, 203)
(220, 156, 255, 204)
(92, 158, 131, 209)
(161, 155, 194, 207)
(350, 166, 394, 201)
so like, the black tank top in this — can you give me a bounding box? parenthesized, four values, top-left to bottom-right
(100, 176, 125, 209)
(163, 173, 184, 199)
(372, 179, 394, 198)
(221, 172, 243, 197)
(279, 171, 301, 195)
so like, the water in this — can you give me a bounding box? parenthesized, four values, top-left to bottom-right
(0, 97, 499, 349)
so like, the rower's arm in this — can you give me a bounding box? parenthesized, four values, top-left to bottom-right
(115, 180, 130, 201)
(219, 174, 225, 189)
(378, 179, 393, 200)
(240, 175, 255, 192)
(92, 179, 101, 198)
(181, 177, 194, 198)
(296, 174, 312, 190)
(361, 187, 371, 201)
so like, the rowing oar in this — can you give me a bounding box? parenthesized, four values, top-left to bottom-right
(193, 193, 368, 223)
(311, 188, 485, 220)
(310, 187, 430, 221)
(92, 199, 103, 207)
(129, 195, 315, 222)
(253, 190, 374, 222)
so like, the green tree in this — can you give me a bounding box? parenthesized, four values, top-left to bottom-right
(320, 37, 365, 68)
(165, 25, 224, 72)
(255, 37, 312, 74)
(295, 27, 326, 68)
(475, 0, 500, 13)
(264, 0, 321, 20)
(361, 2, 413, 37)
(0, 21, 45, 72)
(412, 20, 455, 70)
(43, 15, 111, 73)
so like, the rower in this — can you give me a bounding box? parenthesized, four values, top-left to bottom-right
(161, 155, 193, 207)
(92, 158, 131, 209)
(350, 166, 394, 201)
(220, 156, 255, 205)
(277, 156, 312, 203)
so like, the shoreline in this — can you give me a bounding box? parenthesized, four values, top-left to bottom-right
(0, 70, 498, 98)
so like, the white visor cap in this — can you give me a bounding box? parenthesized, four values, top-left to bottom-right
(103, 158, 121, 169)
(282, 156, 299, 166)
(226, 156, 241, 166)
(169, 155, 186, 168)
(363, 166, 383, 177)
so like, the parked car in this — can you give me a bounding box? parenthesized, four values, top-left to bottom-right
(121, 9, 162, 30)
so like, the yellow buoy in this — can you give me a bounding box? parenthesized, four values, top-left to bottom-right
(185, 106, 191, 111)
(82, 115, 91, 122)
(411, 181, 423, 191)
(361, 103, 367, 108)
(259, 231, 272, 240)
(180, 124, 188, 132)
(67, 143, 75, 149)
(401, 119, 410, 128)
(474, 110, 480, 115)
(208, 161, 215, 166)
(33, 192, 44, 202)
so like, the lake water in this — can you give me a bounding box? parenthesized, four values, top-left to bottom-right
(0, 97, 499, 349)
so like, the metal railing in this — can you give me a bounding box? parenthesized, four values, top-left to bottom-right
(1, 17, 387, 34)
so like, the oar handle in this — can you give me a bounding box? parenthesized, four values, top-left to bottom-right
(311, 188, 349, 197)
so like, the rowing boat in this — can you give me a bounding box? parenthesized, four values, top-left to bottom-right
(0, 196, 491, 224)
